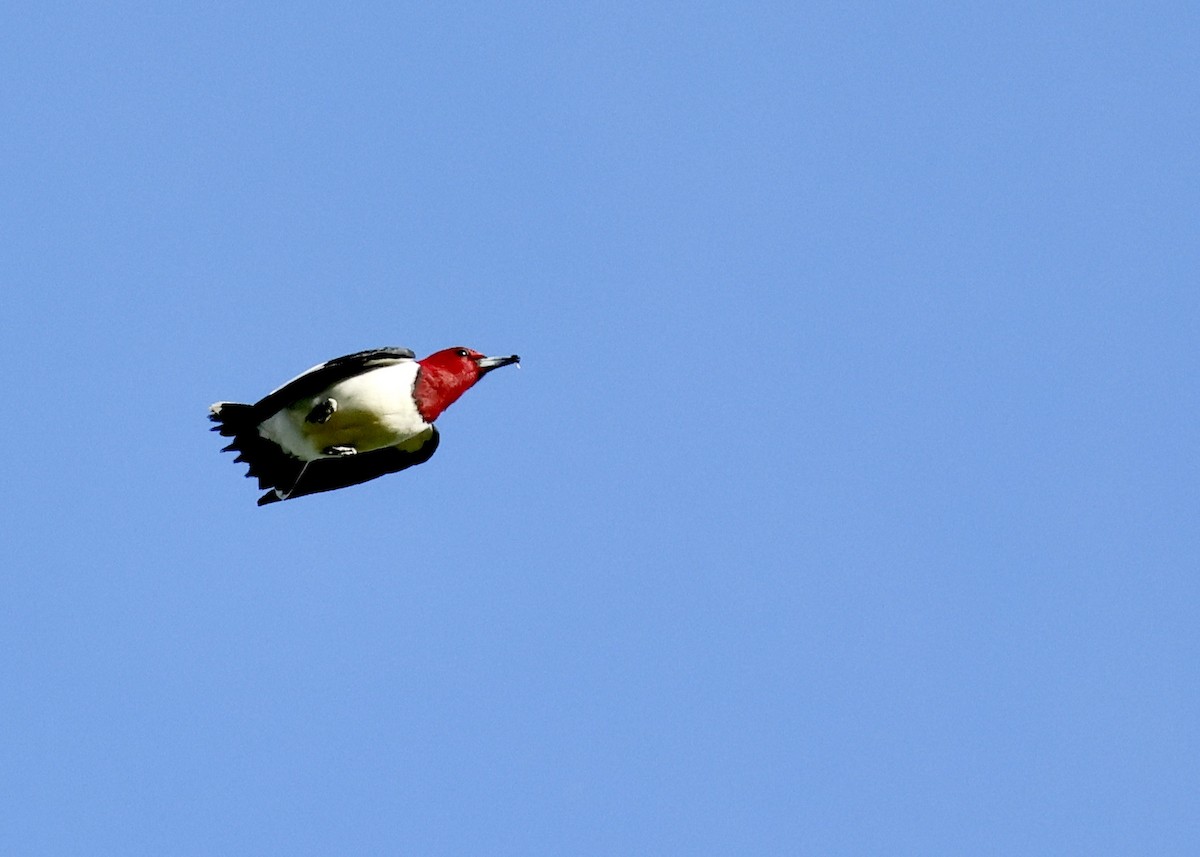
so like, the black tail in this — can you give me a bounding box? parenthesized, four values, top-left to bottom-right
(209, 402, 304, 497)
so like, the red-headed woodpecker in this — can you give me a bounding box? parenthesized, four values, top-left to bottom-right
(210, 346, 520, 505)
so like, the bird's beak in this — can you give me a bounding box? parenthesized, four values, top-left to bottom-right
(477, 354, 521, 374)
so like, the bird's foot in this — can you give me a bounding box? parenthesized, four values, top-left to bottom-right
(322, 445, 357, 457)
(306, 398, 337, 424)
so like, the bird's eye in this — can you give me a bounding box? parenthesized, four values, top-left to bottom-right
(455, 348, 469, 358)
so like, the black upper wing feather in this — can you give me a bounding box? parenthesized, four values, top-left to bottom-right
(249, 347, 416, 422)
(257, 427, 440, 505)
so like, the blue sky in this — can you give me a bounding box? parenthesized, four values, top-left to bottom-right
(2, 2, 1197, 854)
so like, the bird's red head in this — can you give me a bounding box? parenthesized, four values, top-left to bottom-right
(414, 347, 520, 422)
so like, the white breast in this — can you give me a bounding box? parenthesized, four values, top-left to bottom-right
(259, 361, 427, 460)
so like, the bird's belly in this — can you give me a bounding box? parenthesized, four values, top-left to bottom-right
(315, 367, 427, 453)
(304, 407, 422, 453)
(258, 362, 427, 460)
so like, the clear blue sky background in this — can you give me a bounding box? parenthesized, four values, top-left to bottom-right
(2, 3, 1197, 854)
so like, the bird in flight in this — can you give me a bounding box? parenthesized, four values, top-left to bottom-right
(210, 346, 519, 505)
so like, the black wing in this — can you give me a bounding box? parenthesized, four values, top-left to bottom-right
(257, 427, 440, 506)
(249, 347, 416, 422)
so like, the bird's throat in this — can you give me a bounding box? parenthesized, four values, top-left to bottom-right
(412, 365, 474, 422)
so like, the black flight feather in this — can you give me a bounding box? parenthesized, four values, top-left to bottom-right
(256, 428, 440, 505)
